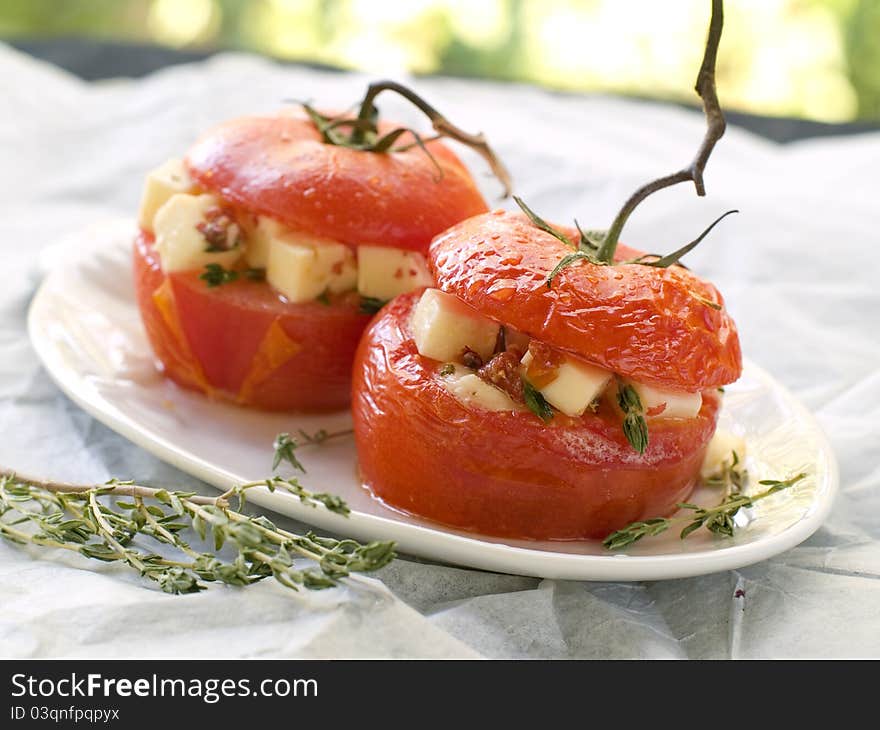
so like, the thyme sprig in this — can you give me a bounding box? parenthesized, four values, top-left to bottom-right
(273, 429, 354, 474)
(617, 382, 649, 454)
(603, 471, 806, 550)
(703, 449, 747, 491)
(0, 472, 394, 594)
(199, 264, 264, 288)
(297, 80, 511, 197)
(523, 379, 554, 422)
(359, 296, 388, 315)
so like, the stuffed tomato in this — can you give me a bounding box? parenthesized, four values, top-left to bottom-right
(352, 210, 742, 540)
(133, 90, 505, 411)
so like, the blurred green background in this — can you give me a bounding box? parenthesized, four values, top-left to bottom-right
(2, 0, 879, 122)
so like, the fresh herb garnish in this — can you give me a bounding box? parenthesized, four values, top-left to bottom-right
(617, 382, 649, 454)
(199, 265, 262, 287)
(0, 472, 393, 595)
(603, 471, 807, 550)
(272, 432, 306, 473)
(272, 429, 353, 474)
(523, 379, 554, 422)
(199, 263, 239, 287)
(359, 296, 387, 315)
(602, 518, 670, 550)
(703, 449, 746, 491)
(316, 289, 331, 306)
(439, 363, 456, 376)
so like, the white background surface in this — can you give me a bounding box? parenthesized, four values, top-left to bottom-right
(1, 44, 878, 658)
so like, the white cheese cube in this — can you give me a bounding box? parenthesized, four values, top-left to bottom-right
(357, 245, 433, 301)
(242, 216, 286, 269)
(266, 233, 357, 303)
(154, 194, 241, 273)
(138, 159, 197, 234)
(700, 429, 747, 479)
(628, 380, 703, 419)
(446, 370, 517, 412)
(521, 351, 612, 417)
(411, 288, 499, 363)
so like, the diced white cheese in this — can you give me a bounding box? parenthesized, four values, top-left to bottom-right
(442, 366, 517, 412)
(357, 245, 433, 301)
(241, 216, 286, 269)
(138, 159, 197, 234)
(153, 193, 241, 273)
(628, 380, 703, 419)
(411, 288, 500, 363)
(700, 429, 747, 479)
(266, 232, 357, 303)
(521, 350, 612, 417)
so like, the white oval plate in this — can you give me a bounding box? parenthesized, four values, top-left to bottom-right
(27, 219, 838, 581)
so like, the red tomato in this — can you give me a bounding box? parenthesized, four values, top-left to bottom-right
(352, 292, 721, 540)
(134, 233, 370, 411)
(185, 114, 489, 252)
(430, 210, 742, 391)
(136, 112, 491, 410)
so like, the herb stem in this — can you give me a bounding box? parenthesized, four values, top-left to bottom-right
(0, 471, 394, 595)
(88, 491, 147, 574)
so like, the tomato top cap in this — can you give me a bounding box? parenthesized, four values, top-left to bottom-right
(428, 210, 742, 392)
(185, 113, 490, 253)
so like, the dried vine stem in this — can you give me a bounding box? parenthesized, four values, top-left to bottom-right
(0, 470, 394, 595)
(352, 80, 512, 197)
(596, 0, 727, 263)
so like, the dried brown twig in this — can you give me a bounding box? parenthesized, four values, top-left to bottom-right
(596, 0, 727, 263)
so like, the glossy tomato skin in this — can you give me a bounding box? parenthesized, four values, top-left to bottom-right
(185, 115, 489, 253)
(430, 210, 742, 392)
(352, 292, 721, 540)
(134, 233, 371, 411)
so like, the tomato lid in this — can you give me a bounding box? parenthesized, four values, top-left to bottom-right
(429, 210, 742, 391)
(185, 114, 488, 252)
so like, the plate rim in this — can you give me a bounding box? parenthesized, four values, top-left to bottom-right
(25, 222, 839, 581)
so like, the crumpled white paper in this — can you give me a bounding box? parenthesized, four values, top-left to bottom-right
(1, 43, 878, 658)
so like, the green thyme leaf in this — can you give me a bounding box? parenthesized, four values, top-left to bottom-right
(616, 383, 648, 454)
(272, 432, 305, 473)
(603, 517, 670, 550)
(439, 363, 456, 377)
(359, 296, 387, 315)
(0, 469, 394, 597)
(523, 379, 554, 422)
(606, 471, 807, 551)
(316, 289, 331, 306)
(703, 449, 747, 492)
(199, 263, 239, 288)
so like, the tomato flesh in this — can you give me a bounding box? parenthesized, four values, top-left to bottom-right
(352, 292, 720, 540)
(133, 233, 371, 411)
